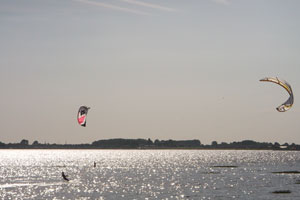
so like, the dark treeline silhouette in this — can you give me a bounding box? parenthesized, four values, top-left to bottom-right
(0, 139, 299, 150)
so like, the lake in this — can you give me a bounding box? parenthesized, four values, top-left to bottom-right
(0, 150, 300, 199)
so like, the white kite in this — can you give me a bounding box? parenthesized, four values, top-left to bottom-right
(260, 77, 294, 112)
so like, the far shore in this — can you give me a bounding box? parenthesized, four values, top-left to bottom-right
(0, 148, 299, 151)
(1, 138, 299, 151)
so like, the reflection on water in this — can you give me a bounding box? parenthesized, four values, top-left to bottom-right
(0, 150, 300, 199)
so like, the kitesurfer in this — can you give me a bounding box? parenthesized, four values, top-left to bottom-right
(62, 171, 69, 181)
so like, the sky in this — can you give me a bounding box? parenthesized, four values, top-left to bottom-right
(0, 0, 300, 145)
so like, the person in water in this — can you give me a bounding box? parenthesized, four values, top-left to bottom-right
(62, 171, 69, 181)
(94, 161, 96, 168)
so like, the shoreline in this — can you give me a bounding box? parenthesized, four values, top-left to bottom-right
(0, 148, 298, 151)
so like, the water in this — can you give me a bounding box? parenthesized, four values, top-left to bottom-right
(0, 150, 300, 199)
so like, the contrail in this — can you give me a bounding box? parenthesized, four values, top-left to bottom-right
(73, 0, 151, 15)
(120, 0, 176, 12)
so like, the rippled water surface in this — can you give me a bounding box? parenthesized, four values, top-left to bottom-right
(0, 150, 300, 199)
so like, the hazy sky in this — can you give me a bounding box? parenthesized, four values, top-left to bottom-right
(1, 0, 300, 144)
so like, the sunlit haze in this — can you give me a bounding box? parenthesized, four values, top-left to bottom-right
(0, 0, 300, 144)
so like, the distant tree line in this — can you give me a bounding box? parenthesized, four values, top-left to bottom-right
(0, 139, 299, 150)
(206, 140, 299, 150)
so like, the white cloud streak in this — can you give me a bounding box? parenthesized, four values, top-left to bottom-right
(119, 0, 176, 12)
(73, 0, 150, 15)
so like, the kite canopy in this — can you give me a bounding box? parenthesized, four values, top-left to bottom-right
(260, 77, 294, 112)
(77, 106, 90, 127)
